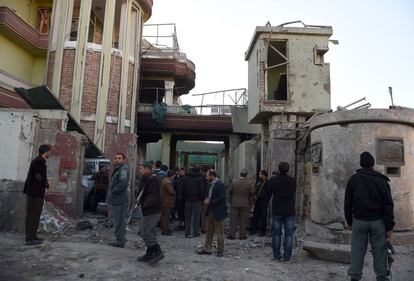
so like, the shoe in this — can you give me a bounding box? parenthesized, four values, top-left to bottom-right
(226, 235, 235, 240)
(108, 241, 125, 248)
(193, 233, 200, 237)
(196, 249, 212, 255)
(148, 244, 164, 265)
(239, 236, 247, 240)
(282, 257, 291, 263)
(272, 256, 281, 261)
(249, 231, 257, 235)
(216, 251, 224, 257)
(185, 235, 193, 238)
(137, 247, 154, 263)
(258, 232, 265, 237)
(26, 239, 43, 246)
(161, 232, 172, 236)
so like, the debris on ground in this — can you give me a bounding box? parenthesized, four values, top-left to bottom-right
(39, 201, 71, 234)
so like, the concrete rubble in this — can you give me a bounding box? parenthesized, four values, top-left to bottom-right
(1, 218, 414, 281)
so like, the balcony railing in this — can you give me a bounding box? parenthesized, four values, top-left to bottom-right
(137, 103, 239, 116)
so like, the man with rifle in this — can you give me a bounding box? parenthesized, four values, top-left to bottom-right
(136, 160, 164, 264)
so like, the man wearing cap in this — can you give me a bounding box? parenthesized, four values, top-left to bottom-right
(23, 144, 51, 245)
(137, 160, 164, 264)
(344, 151, 394, 281)
(107, 152, 130, 248)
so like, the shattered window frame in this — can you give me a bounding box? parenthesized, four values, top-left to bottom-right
(265, 40, 289, 102)
(375, 138, 404, 166)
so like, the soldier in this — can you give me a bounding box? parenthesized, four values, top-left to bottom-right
(23, 144, 51, 245)
(250, 170, 269, 236)
(137, 160, 164, 264)
(107, 153, 130, 248)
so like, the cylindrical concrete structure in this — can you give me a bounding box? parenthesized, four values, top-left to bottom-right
(308, 108, 414, 243)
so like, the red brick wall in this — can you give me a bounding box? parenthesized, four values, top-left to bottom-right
(59, 49, 75, 109)
(80, 120, 95, 142)
(46, 52, 55, 88)
(81, 50, 101, 114)
(126, 62, 134, 126)
(107, 54, 122, 116)
(105, 123, 117, 154)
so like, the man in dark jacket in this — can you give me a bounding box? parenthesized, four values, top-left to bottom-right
(174, 168, 186, 231)
(107, 153, 130, 248)
(23, 144, 50, 245)
(182, 166, 206, 237)
(197, 170, 227, 257)
(137, 160, 164, 264)
(267, 162, 296, 261)
(250, 170, 269, 236)
(344, 151, 394, 281)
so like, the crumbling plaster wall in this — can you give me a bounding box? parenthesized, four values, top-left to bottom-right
(310, 109, 414, 235)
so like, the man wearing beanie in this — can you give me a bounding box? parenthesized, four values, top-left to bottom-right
(136, 160, 164, 264)
(344, 151, 394, 281)
(23, 144, 51, 245)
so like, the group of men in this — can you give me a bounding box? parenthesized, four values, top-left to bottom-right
(24, 145, 394, 280)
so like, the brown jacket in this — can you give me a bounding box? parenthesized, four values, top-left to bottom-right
(229, 177, 252, 208)
(161, 177, 176, 208)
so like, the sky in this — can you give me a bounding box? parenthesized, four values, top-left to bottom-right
(146, 0, 414, 109)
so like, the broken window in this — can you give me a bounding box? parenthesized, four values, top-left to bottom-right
(314, 46, 328, 65)
(87, 0, 106, 44)
(37, 7, 52, 34)
(376, 138, 404, 165)
(266, 40, 288, 101)
(311, 142, 322, 174)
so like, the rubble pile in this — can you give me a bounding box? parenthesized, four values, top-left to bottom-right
(39, 201, 71, 234)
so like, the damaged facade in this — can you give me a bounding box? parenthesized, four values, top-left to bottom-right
(238, 22, 414, 246)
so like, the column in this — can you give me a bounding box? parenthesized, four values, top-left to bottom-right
(183, 152, 189, 168)
(268, 114, 297, 176)
(226, 134, 240, 185)
(118, 0, 133, 133)
(70, 0, 92, 122)
(261, 123, 270, 172)
(161, 133, 171, 167)
(94, 0, 116, 151)
(51, 0, 73, 97)
(164, 80, 175, 105)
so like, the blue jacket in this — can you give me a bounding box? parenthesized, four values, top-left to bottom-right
(208, 179, 227, 221)
(106, 164, 129, 205)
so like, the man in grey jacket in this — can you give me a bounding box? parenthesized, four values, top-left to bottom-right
(107, 153, 130, 248)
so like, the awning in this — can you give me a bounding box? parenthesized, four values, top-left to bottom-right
(14, 86, 103, 158)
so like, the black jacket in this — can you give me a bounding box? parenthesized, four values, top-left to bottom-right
(138, 173, 161, 216)
(208, 179, 227, 221)
(182, 171, 206, 203)
(267, 173, 296, 216)
(23, 155, 48, 198)
(344, 168, 394, 231)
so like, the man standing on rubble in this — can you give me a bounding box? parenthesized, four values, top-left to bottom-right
(107, 153, 130, 248)
(267, 162, 296, 262)
(250, 170, 269, 236)
(344, 151, 394, 281)
(197, 170, 227, 257)
(23, 144, 51, 245)
(137, 160, 164, 264)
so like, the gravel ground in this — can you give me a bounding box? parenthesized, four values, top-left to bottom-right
(1, 215, 413, 281)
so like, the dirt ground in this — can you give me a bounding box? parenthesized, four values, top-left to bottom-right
(1, 214, 413, 281)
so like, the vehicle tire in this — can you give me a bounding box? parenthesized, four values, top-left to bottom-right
(88, 189, 97, 211)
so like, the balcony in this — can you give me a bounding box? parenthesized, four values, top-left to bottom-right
(0, 6, 48, 56)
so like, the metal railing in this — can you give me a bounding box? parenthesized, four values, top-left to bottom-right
(138, 103, 235, 116)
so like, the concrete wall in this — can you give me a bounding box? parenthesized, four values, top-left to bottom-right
(0, 109, 86, 232)
(246, 27, 332, 123)
(232, 140, 257, 186)
(310, 109, 414, 235)
(146, 140, 162, 162)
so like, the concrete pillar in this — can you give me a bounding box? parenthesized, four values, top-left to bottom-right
(70, 0, 92, 122)
(268, 114, 297, 177)
(164, 80, 175, 105)
(261, 123, 270, 172)
(95, 0, 116, 151)
(226, 134, 240, 185)
(118, 0, 133, 133)
(183, 152, 189, 168)
(161, 133, 171, 167)
(51, 0, 73, 97)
